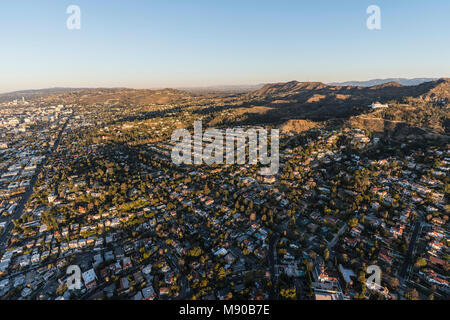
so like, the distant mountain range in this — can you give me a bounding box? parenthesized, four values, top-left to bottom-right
(252, 78, 450, 103)
(328, 78, 439, 87)
(0, 87, 87, 96)
(0, 87, 89, 103)
(0, 79, 442, 97)
(2, 78, 449, 109)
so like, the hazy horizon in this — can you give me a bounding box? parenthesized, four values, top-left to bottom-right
(2, 76, 449, 95)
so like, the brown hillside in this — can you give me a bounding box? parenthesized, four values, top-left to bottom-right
(249, 78, 450, 104)
(280, 119, 323, 133)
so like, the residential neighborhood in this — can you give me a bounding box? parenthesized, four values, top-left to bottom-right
(0, 96, 448, 301)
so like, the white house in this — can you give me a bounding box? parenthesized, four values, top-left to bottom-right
(370, 102, 389, 109)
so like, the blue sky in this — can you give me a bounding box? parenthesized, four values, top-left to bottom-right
(0, 0, 449, 92)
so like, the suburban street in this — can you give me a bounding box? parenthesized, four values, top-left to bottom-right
(328, 223, 347, 250)
(399, 216, 424, 281)
(268, 234, 279, 300)
(0, 116, 71, 251)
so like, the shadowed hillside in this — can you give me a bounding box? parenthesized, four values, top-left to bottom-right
(250, 78, 450, 105)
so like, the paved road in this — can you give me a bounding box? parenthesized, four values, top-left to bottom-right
(0, 117, 71, 251)
(268, 234, 279, 299)
(327, 223, 347, 250)
(399, 217, 423, 280)
(294, 278, 304, 299)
